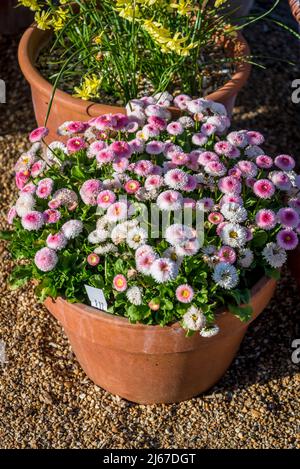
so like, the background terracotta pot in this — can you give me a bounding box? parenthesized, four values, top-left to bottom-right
(18, 26, 251, 142)
(289, 0, 300, 23)
(0, 0, 33, 35)
(44, 276, 276, 404)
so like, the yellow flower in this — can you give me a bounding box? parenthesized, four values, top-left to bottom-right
(34, 10, 52, 30)
(51, 7, 69, 31)
(93, 33, 104, 45)
(143, 19, 197, 56)
(73, 74, 102, 101)
(18, 0, 40, 11)
(170, 0, 193, 16)
(214, 0, 227, 7)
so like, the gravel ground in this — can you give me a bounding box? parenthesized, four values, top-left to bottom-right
(0, 1, 300, 449)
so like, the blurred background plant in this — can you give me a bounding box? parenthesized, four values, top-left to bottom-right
(18, 0, 259, 104)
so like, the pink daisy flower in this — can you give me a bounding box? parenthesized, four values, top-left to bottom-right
(216, 221, 228, 236)
(164, 169, 188, 190)
(274, 154, 295, 171)
(278, 208, 300, 228)
(205, 161, 227, 177)
(36, 178, 54, 199)
(208, 212, 224, 224)
(93, 114, 117, 130)
(218, 176, 242, 194)
(7, 206, 17, 225)
(129, 138, 144, 154)
(270, 172, 292, 191)
(21, 211, 44, 231)
(29, 126, 49, 143)
(142, 124, 160, 139)
(197, 151, 219, 166)
(236, 160, 258, 178)
(87, 253, 100, 266)
(256, 155, 273, 169)
(288, 198, 300, 213)
(110, 141, 132, 158)
(134, 160, 153, 177)
(35, 247, 58, 272)
(150, 257, 178, 283)
(96, 149, 115, 165)
(157, 190, 183, 211)
(15, 170, 30, 190)
(171, 152, 189, 166)
(80, 179, 102, 205)
(21, 182, 36, 194)
(67, 137, 86, 153)
(167, 121, 184, 136)
(62, 220, 83, 239)
(124, 180, 141, 194)
(144, 175, 164, 190)
(201, 123, 216, 136)
(218, 246, 236, 264)
(146, 141, 165, 155)
(253, 179, 275, 199)
(97, 190, 116, 209)
(227, 131, 248, 148)
(176, 238, 200, 256)
(147, 115, 167, 131)
(245, 177, 257, 188)
(136, 252, 157, 274)
(46, 232, 67, 251)
(173, 94, 192, 109)
(214, 141, 234, 156)
(182, 175, 197, 192)
(43, 209, 61, 224)
(107, 201, 129, 222)
(111, 113, 129, 131)
(113, 157, 129, 173)
(31, 160, 46, 178)
(220, 195, 243, 206)
(277, 229, 298, 250)
(113, 274, 127, 292)
(192, 133, 208, 146)
(197, 197, 214, 212)
(246, 131, 264, 145)
(255, 209, 277, 230)
(228, 167, 242, 179)
(176, 284, 194, 303)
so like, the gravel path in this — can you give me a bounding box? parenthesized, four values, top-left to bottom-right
(0, 1, 299, 449)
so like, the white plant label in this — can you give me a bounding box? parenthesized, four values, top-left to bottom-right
(85, 285, 108, 311)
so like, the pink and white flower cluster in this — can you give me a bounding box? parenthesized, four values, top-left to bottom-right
(7, 91, 300, 333)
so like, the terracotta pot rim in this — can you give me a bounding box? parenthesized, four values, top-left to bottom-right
(45, 275, 272, 331)
(289, 0, 300, 23)
(18, 25, 251, 118)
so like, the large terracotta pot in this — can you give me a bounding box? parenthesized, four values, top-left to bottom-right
(44, 276, 276, 404)
(289, 0, 300, 23)
(18, 25, 251, 142)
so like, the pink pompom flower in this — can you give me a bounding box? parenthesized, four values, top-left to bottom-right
(192, 133, 208, 146)
(218, 176, 242, 195)
(67, 137, 87, 153)
(80, 179, 102, 205)
(270, 172, 292, 191)
(218, 246, 236, 264)
(146, 141, 165, 155)
(31, 160, 46, 178)
(7, 206, 17, 225)
(29, 126, 49, 143)
(134, 160, 153, 177)
(35, 247, 58, 272)
(198, 151, 219, 166)
(46, 232, 67, 251)
(166, 121, 184, 136)
(95, 149, 114, 165)
(274, 154, 295, 171)
(21, 211, 44, 231)
(253, 179, 275, 199)
(124, 180, 141, 194)
(176, 284, 194, 303)
(21, 182, 36, 194)
(110, 141, 132, 158)
(43, 209, 61, 224)
(208, 212, 224, 224)
(147, 115, 167, 131)
(255, 155, 273, 169)
(36, 178, 54, 199)
(113, 274, 127, 292)
(97, 190, 116, 209)
(157, 190, 183, 211)
(15, 170, 30, 190)
(113, 156, 129, 173)
(255, 209, 277, 230)
(107, 201, 129, 222)
(144, 175, 164, 190)
(214, 141, 234, 157)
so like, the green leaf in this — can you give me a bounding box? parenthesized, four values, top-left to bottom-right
(0, 230, 13, 240)
(265, 267, 281, 280)
(228, 303, 253, 323)
(252, 230, 268, 247)
(89, 274, 104, 289)
(71, 165, 86, 180)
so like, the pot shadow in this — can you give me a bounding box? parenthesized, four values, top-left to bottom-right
(207, 267, 300, 398)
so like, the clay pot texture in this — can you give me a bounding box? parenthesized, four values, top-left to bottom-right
(289, 0, 300, 23)
(44, 276, 276, 404)
(18, 25, 251, 142)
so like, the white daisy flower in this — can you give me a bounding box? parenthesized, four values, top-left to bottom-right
(238, 248, 254, 268)
(126, 227, 148, 249)
(126, 286, 143, 306)
(221, 203, 248, 223)
(245, 145, 264, 159)
(213, 262, 239, 289)
(15, 193, 35, 217)
(262, 242, 287, 268)
(178, 116, 194, 129)
(47, 141, 68, 163)
(94, 243, 118, 255)
(182, 306, 206, 331)
(220, 223, 248, 248)
(163, 247, 183, 267)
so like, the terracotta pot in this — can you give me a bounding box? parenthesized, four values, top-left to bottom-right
(0, 1, 33, 35)
(289, 0, 300, 23)
(18, 26, 251, 142)
(44, 276, 276, 404)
